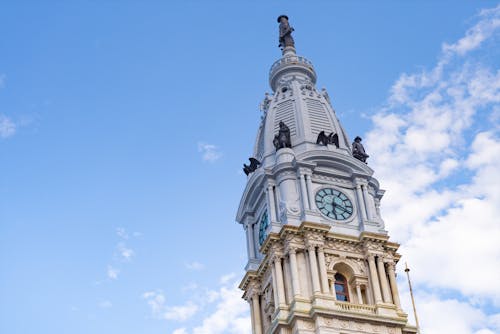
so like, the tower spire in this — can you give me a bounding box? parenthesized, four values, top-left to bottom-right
(236, 17, 418, 334)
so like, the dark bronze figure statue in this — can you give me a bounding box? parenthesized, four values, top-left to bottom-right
(273, 121, 292, 150)
(316, 131, 339, 148)
(243, 158, 261, 176)
(352, 136, 369, 163)
(277, 15, 295, 50)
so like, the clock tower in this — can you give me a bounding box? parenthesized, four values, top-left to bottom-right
(236, 16, 418, 334)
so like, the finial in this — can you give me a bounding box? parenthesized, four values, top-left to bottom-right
(277, 15, 295, 55)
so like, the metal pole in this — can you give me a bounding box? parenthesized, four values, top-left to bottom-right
(405, 263, 421, 334)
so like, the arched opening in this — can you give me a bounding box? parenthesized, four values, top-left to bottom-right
(334, 273, 349, 302)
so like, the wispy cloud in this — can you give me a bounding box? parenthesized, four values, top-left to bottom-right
(365, 4, 500, 333)
(184, 261, 204, 271)
(191, 275, 250, 334)
(0, 115, 16, 138)
(98, 300, 112, 309)
(142, 290, 199, 322)
(107, 266, 119, 280)
(142, 274, 250, 333)
(0, 74, 6, 88)
(116, 242, 134, 262)
(197, 142, 222, 162)
(103, 227, 140, 282)
(116, 227, 129, 240)
(173, 329, 188, 334)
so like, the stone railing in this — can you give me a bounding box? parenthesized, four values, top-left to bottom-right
(269, 55, 315, 77)
(334, 301, 377, 315)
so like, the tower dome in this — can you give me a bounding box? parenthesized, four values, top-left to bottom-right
(253, 47, 352, 168)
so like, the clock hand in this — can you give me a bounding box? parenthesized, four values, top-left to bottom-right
(332, 202, 350, 213)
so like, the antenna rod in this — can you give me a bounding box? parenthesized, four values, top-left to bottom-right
(405, 263, 421, 334)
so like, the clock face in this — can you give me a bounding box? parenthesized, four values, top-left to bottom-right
(315, 188, 353, 220)
(258, 210, 269, 245)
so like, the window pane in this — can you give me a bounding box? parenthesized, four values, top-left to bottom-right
(336, 294, 348, 301)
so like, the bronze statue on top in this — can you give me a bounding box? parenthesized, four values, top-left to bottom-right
(277, 15, 295, 50)
(273, 121, 292, 150)
(352, 136, 369, 163)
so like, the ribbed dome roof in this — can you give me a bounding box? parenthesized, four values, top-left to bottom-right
(253, 50, 352, 168)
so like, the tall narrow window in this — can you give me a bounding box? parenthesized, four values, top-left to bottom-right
(334, 273, 349, 302)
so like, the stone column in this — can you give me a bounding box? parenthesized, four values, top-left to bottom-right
(367, 255, 382, 303)
(362, 185, 374, 220)
(288, 248, 301, 297)
(330, 270, 337, 300)
(356, 184, 367, 221)
(274, 256, 287, 306)
(387, 262, 402, 309)
(248, 297, 255, 333)
(251, 294, 263, 334)
(267, 184, 277, 222)
(317, 247, 330, 294)
(245, 223, 255, 259)
(356, 284, 363, 304)
(377, 256, 392, 303)
(299, 172, 310, 210)
(307, 246, 321, 294)
(305, 174, 315, 210)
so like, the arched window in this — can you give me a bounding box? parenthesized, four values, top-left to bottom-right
(334, 273, 349, 302)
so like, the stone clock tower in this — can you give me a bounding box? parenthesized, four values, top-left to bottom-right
(236, 16, 418, 334)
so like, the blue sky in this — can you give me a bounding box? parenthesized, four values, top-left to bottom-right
(1, 2, 499, 334)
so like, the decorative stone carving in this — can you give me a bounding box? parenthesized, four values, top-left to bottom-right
(355, 322, 364, 330)
(304, 231, 324, 246)
(263, 284, 275, 313)
(363, 241, 384, 253)
(259, 93, 272, 113)
(324, 253, 335, 269)
(325, 240, 363, 253)
(312, 174, 352, 186)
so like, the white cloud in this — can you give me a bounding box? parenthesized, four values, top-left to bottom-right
(143, 290, 167, 317)
(0, 115, 16, 138)
(0, 74, 5, 88)
(142, 275, 250, 333)
(182, 282, 199, 291)
(192, 278, 250, 334)
(197, 142, 222, 162)
(184, 261, 204, 271)
(219, 273, 236, 285)
(116, 227, 129, 239)
(173, 329, 188, 334)
(98, 300, 113, 309)
(442, 4, 500, 56)
(142, 290, 199, 322)
(117, 242, 134, 261)
(364, 4, 500, 333)
(164, 302, 199, 322)
(107, 266, 119, 280)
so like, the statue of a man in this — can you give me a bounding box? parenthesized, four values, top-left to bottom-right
(352, 136, 369, 163)
(274, 121, 292, 150)
(278, 15, 295, 50)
